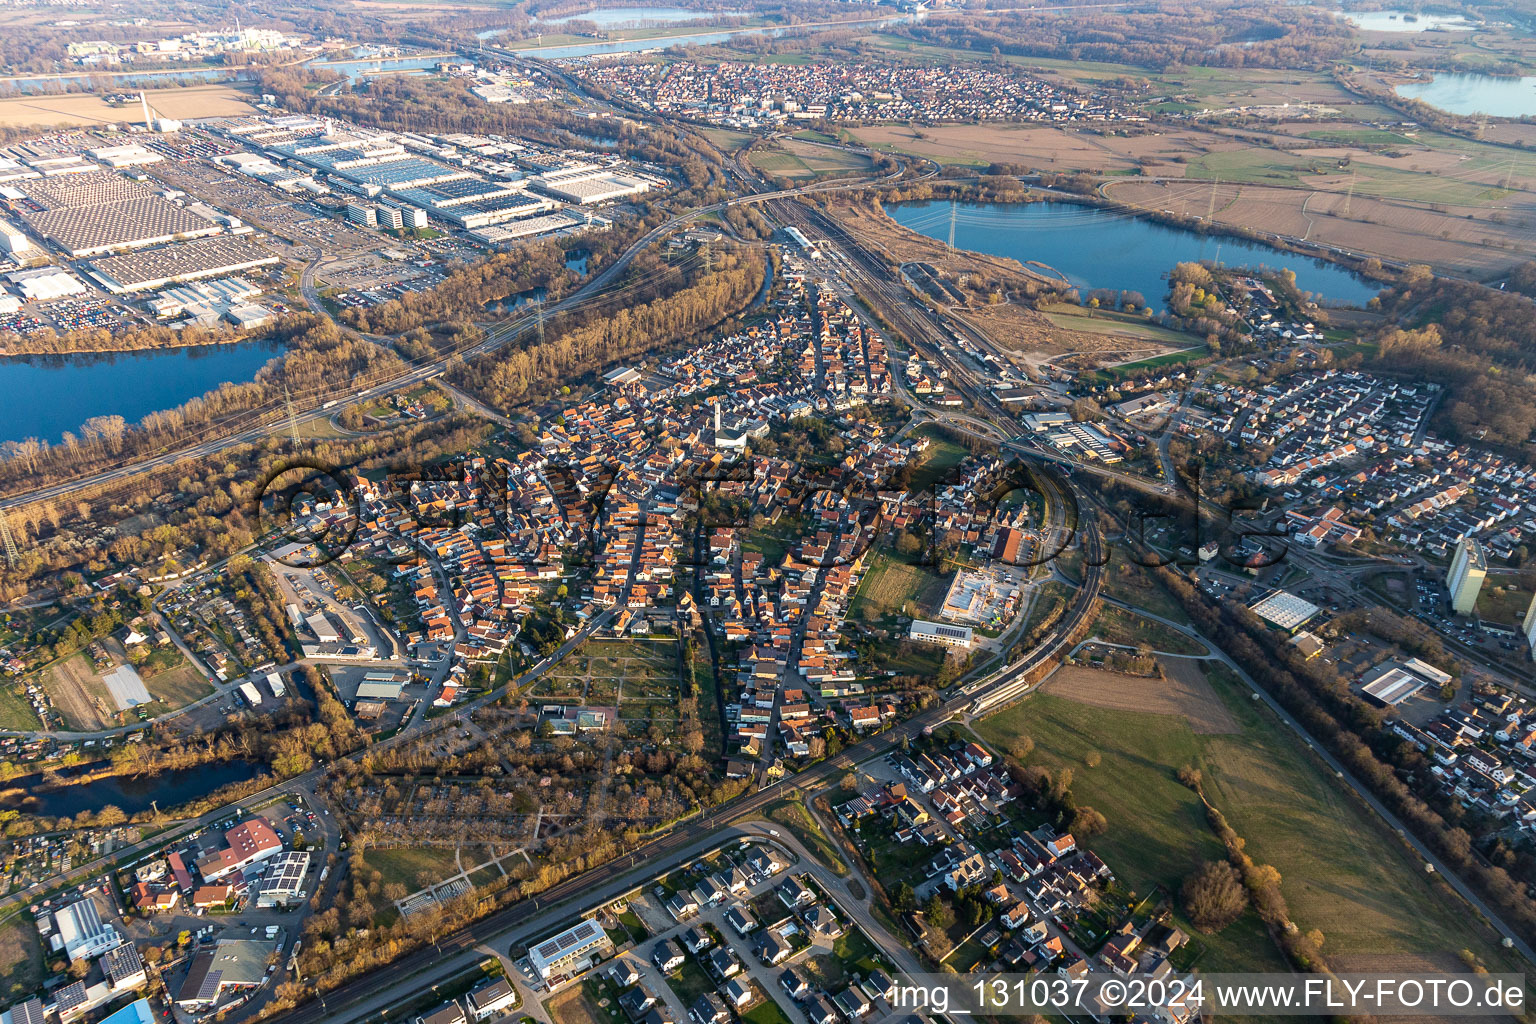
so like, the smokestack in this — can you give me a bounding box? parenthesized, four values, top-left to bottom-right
(714, 401, 722, 435)
(140, 91, 151, 129)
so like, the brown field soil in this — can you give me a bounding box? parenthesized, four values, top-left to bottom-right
(0, 915, 43, 1000)
(0, 84, 252, 129)
(142, 658, 214, 709)
(1045, 659, 1238, 734)
(543, 985, 608, 1024)
(1329, 952, 1483, 1024)
(848, 122, 1229, 171)
(1101, 178, 1533, 277)
(1479, 122, 1536, 148)
(830, 201, 1180, 367)
(39, 653, 114, 731)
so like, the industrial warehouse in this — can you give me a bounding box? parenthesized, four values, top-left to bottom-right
(11, 172, 221, 257)
(86, 236, 279, 293)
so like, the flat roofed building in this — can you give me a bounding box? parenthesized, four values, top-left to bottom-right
(87, 236, 278, 293)
(0, 220, 30, 253)
(256, 850, 310, 907)
(909, 618, 973, 648)
(16, 172, 219, 256)
(529, 917, 611, 981)
(356, 678, 404, 700)
(8, 266, 85, 301)
(52, 982, 86, 1023)
(96, 1001, 154, 1024)
(1360, 664, 1431, 707)
(531, 171, 649, 205)
(1247, 590, 1320, 632)
(1447, 536, 1488, 616)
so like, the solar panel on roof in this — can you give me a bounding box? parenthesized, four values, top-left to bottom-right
(198, 968, 225, 1001)
(56, 981, 87, 1012)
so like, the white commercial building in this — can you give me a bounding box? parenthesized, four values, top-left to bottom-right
(528, 917, 611, 981)
(0, 220, 31, 253)
(306, 612, 339, 643)
(255, 850, 310, 907)
(8, 266, 85, 301)
(909, 618, 973, 649)
(52, 899, 120, 962)
(345, 202, 376, 227)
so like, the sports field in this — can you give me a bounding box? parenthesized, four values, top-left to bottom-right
(750, 139, 872, 179)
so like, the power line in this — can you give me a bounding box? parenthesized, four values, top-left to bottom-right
(0, 510, 17, 569)
(285, 383, 302, 447)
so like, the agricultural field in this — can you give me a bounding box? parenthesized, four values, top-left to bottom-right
(0, 83, 253, 129)
(1045, 659, 1237, 734)
(847, 120, 1223, 172)
(37, 653, 117, 731)
(977, 662, 1528, 972)
(1038, 303, 1204, 349)
(1101, 175, 1532, 278)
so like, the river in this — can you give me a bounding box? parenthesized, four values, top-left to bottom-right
(505, 10, 919, 58)
(0, 340, 281, 446)
(0, 67, 246, 95)
(0, 758, 264, 818)
(1396, 73, 1536, 118)
(310, 55, 453, 82)
(888, 200, 1382, 308)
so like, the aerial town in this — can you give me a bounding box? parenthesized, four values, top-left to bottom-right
(0, 1, 1535, 1023)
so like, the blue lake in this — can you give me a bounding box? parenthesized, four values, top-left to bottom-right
(889, 200, 1382, 308)
(507, 10, 918, 57)
(478, 6, 746, 38)
(0, 341, 281, 446)
(1396, 73, 1536, 118)
(1336, 9, 1477, 32)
